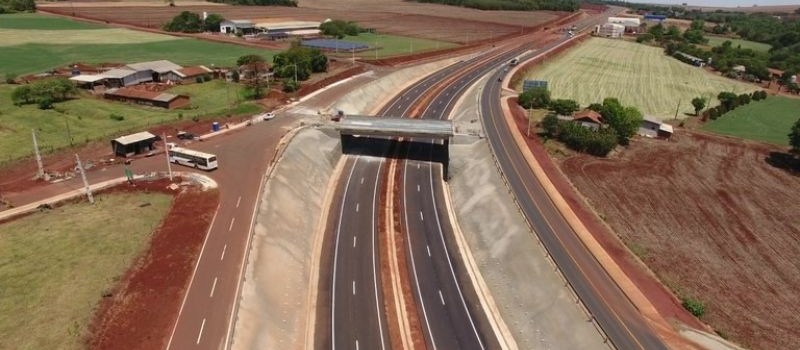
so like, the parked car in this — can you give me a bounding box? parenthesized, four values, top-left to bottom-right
(262, 112, 275, 121)
(177, 131, 195, 140)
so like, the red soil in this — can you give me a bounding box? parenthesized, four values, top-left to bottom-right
(86, 178, 219, 350)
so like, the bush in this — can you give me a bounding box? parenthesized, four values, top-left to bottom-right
(549, 98, 580, 116)
(518, 87, 550, 109)
(203, 74, 212, 82)
(320, 19, 363, 39)
(37, 97, 53, 110)
(283, 79, 300, 93)
(636, 33, 655, 43)
(4, 73, 16, 84)
(195, 76, 204, 84)
(682, 297, 706, 317)
(109, 114, 125, 121)
(163, 11, 204, 33)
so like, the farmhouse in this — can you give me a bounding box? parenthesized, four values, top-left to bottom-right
(638, 117, 674, 139)
(104, 88, 190, 109)
(110, 131, 158, 157)
(220, 20, 256, 35)
(573, 109, 604, 130)
(597, 23, 625, 38)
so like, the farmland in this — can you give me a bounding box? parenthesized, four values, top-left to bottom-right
(705, 36, 771, 52)
(520, 37, 757, 119)
(0, 192, 172, 350)
(0, 80, 261, 164)
(703, 96, 800, 146)
(0, 13, 275, 76)
(559, 132, 800, 350)
(340, 33, 457, 59)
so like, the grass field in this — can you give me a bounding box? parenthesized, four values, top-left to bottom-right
(0, 192, 172, 350)
(341, 33, 457, 58)
(706, 36, 772, 52)
(0, 13, 274, 76)
(521, 37, 758, 119)
(0, 80, 261, 163)
(703, 96, 800, 145)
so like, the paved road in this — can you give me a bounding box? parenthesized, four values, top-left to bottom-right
(479, 38, 668, 350)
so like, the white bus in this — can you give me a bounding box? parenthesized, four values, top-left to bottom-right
(168, 147, 218, 170)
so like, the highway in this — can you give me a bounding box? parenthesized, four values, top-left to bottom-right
(479, 47, 668, 350)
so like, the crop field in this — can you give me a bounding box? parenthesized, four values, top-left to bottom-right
(521, 38, 758, 119)
(0, 80, 261, 164)
(0, 192, 172, 350)
(559, 132, 800, 350)
(703, 96, 800, 146)
(0, 13, 274, 76)
(340, 33, 457, 58)
(706, 36, 771, 52)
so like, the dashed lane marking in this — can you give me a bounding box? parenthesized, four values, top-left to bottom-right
(210, 277, 218, 298)
(196, 318, 206, 344)
(220, 244, 227, 261)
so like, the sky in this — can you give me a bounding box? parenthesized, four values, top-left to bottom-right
(644, 0, 799, 7)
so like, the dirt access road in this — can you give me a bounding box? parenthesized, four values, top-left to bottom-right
(559, 131, 800, 350)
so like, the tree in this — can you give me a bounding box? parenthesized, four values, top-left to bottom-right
(690, 19, 705, 31)
(636, 33, 655, 43)
(548, 99, 579, 116)
(691, 97, 706, 115)
(600, 98, 642, 146)
(541, 113, 560, 137)
(204, 13, 225, 32)
(717, 91, 739, 111)
(237, 54, 265, 66)
(790, 117, 800, 154)
(163, 11, 204, 33)
(737, 93, 751, 105)
(518, 87, 550, 109)
(5, 73, 17, 84)
(648, 23, 665, 41)
(683, 29, 707, 44)
(10, 85, 32, 105)
(319, 19, 362, 39)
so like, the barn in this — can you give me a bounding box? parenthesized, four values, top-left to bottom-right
(608, 17, 642, 32)
(100, 68, 153, 88)
(110, 131, 158, 157)
(220, 20, 256, 35)
(125, 60, 184, 82)
(104, 88, 190, 109)
(639, 117, 674, 139)
(597, 23, 625, 38)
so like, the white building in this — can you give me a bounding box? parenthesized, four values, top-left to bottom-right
(220, 20, 256, 35)
(597, 23, 625, 38)
(608, 17, 641, 32)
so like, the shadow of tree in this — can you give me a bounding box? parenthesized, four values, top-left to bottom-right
(765, 152, 800, 175)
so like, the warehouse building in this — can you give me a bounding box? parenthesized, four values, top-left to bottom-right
(608, 16, 642, 32)
(639, 117, 674, 139)
(111, 131, 158, 157)
(220, 20, 256, 35)
(104, 88, 190, 109)
(125, 60, 184, 82)
(597, 23, 625, 38)
(100, 67, 153, 88)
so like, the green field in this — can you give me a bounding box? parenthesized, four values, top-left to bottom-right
(0, 80, 261, 164)
(0, 192, 172, 350)
(340, 33, 457, 59)
(706, 36, 772, 52)
(703, 96, 800, 145)
(521, 37, 758, 119)
(0, 13, 275, 76)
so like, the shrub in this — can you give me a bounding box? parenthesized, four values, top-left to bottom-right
(518, 87, 550, 109)
(682, 297, 706, 317)
(37, 97, 53, 110)
(283, 79, 300, 93)
(4, 73, 16, 84)
(549, 98, 580, 116)
(109, 114, 124, 121)
(192, 115, 200, 122)
(195, 76, 204, 84)
(163, 11, 204, 33)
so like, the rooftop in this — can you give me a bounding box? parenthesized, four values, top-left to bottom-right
(106, 88, 183, 103)
(100, 68, 137, 79)
(113, 131, 157, 145)
(176, 65, 212, 78)
(336, 116, 454, 139)
(126, 60, 183, 74)
(573, 109, 603, 124)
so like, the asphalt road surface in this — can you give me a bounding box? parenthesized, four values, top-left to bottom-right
(479, 53, 668, 350)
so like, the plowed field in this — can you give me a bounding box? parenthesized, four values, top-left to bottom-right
(559, 131, 800, 350)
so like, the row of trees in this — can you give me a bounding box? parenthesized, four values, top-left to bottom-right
(701, 90, 769, 120)
(319, 20, 364, 39)
(0, 0, 35, 13)
(11, 77, 77, 109)
(207, 0, 296, 5)
(410, 0, 579, 12)
(163, 11, 225, 33)
(235, 43, 328, 97)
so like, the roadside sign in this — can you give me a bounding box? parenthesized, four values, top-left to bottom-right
(523, 80, 548, 92)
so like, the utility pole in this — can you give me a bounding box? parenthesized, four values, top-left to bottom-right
(527, 106, 534, 137)
(164, 132, 173, 181)
(31, 129, 44, 179)
(674, 99, 681, 120)
(64, 115, 73, 146)
(75, 154, 94, 204)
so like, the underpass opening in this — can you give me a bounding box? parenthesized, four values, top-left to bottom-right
(336, 116, 453, 180)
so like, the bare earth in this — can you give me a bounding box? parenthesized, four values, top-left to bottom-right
(558, 131, 800, 350)
(40, 1, 558, 43)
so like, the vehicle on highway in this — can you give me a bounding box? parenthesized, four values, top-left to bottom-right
(509, 58, 519, 66)
(260, 112, 275, 121)
(168, 146, 218, 170)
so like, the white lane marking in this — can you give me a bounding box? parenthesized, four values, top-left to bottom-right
(353, 236, 357, 248)
(210, 277, 218, 298)
(427, 245, 432, 257)
(353, 280, 356, 295)
(356, 203, 360, 212)
(417, 163, 420, 169)
(370, 160, 387, 350)
(419, 211, 424, 222)
(360, 177, 364, 184)
(439, 290, 446, 305)
(235, 196, 241, 208)
(228, 217, 235, 232)
(196, 318, 206, 344)
(356, 339, 360, 350)
(417, 184, 420, 192)
(403, 160, 438, 350)
(220, 244, 227, 261)
(428, 162, 485, 349)
(332, 158, 359, 350)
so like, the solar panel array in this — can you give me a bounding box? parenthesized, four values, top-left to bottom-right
(301, 39, 369, 51)
(522, 80, 548, 92)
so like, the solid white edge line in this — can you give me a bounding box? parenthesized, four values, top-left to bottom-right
(165, 203, 220, 350)
(371, 160, 387, 350)
(404, 160, 438, 350)
(429, 163, 485, 350)
(331, 157, 360, 350)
